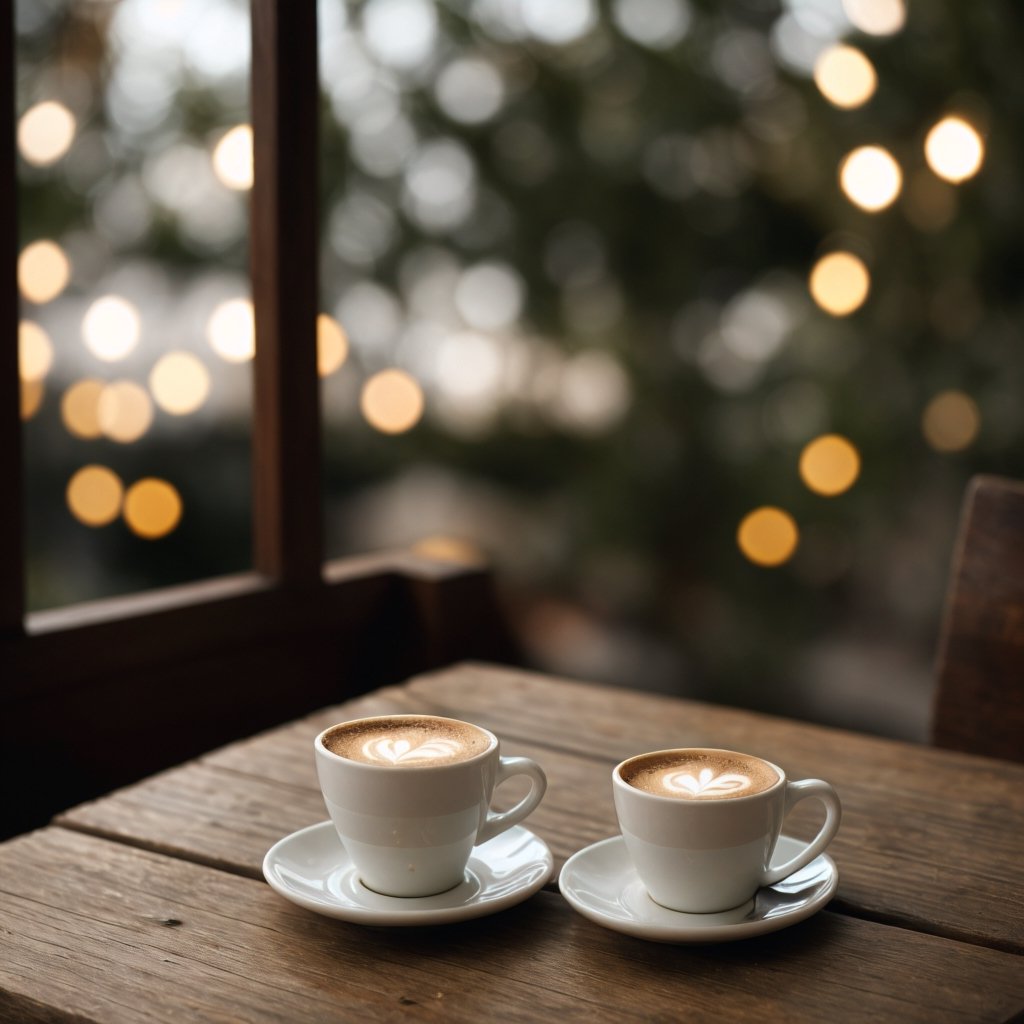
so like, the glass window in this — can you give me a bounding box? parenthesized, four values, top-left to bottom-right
(18, 0, 253, 608)
(316, 0, 1023, 728)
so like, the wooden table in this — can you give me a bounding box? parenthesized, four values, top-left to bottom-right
(3, 663, 1023, 1022)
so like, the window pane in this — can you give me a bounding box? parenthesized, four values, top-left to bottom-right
(18, 0, 252, 609)
(318, 1, 1024, 736)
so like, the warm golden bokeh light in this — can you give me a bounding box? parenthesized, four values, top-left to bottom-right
(18, 239, 70, 304)
(82, 295, 141, 361)
(61, 378, 105, 438)
(799, 434, 861, 496)
(839, 146, 902, 212)
(412, 535, 485, 565)
(813, 45, 877, 109)
(924, 117, 985, 184)
(18, 321, 54, 381)
(922, 390, 981, 452)
(360, 369, 425, 434)
(207, 298, 255, 362)
(123, 478, 183, 539)
(808, 252, 871, 316)
(737, 507, 800, 568)
(98, 380, 154, 443)
(212, 124, 253, 190)
(842, 0, 906, 36)
(317, 314, 349, 377)
(66, 465, 124, 527)
(149, 351, 211, 415)
(21, 379, 44, 420)
(18, 100, 76, 166)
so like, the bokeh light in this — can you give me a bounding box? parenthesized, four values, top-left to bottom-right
(412, 535, 485, 565)
(66, 465, 124, 527)
(18, 321, 54, 381)
(61, 379, 105, 439)
(737, 507, 800, 567)
(454, 262, 524, 331)
(555, 350, 632, 436)
(82, 295, 142, 361)
(206, 297, 255, 362)
(18, 240, 70, 304)
(123, 478, 183, 539)
(922, 390, 980, 452)
(799, 434, 861, 496)
(839, 145, 902, 212)
(612, 0, 691, 50)
(809, 252, 871, 316)
(317, 313, 349, 376)
(149, 351, 211, 414)
(98, 380, 154, 443)
(360, 369, 425, 434)
(21, 379, 44, 420)
(432, 331, 504, 431)
(813, 45, 877, 109)
(521, 0, 597, 45)
(212, 124, 253, 190)
(402, 139, 476, 233)
(17, 100, 76, 166)
(362, 0, 438, 69)
(842, 0, 906, 36)
(924, 117, 985, 184)
(434, 59, 505, 125)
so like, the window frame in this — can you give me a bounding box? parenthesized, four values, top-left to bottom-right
(0, 0, 511, 838)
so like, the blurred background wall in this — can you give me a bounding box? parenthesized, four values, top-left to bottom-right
(15, 0, 1024, 741)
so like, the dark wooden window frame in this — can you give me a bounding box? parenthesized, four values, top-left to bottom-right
(0, 0, 514, 837)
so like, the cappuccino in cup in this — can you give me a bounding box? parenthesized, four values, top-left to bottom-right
(613, 747, 841, 913)
(323, 716, 491, 767)
(315, 715, 547, 897)
(620, 749, 779, 801)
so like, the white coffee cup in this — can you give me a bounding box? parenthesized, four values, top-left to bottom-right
(613, 747, 841, 913)
(315, 714, 547, 897)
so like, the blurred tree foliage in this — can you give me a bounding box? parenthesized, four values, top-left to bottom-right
(17, 0, 1024, 727)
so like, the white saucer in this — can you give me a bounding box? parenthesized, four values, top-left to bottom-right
(263, 821, 553, 926)
(558, 834, 838, 943)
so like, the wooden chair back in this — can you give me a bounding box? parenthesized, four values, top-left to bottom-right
(931, 475, 1024, 762)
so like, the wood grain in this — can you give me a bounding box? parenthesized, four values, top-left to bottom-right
(400, 663, 1024, 954)
(57, 663, 1024, 954)
(56, 739, 612, 883)
(250, 0, 321, 582)
(3, 829, 1022, 1024)
(0, 555, 511, 840)
(932, 474, 1024, 762)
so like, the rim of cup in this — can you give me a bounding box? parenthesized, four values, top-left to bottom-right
(315, 713, 499, 769)
(613, 747, 787, 803)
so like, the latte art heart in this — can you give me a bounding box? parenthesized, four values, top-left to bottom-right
(362, 736, 463, 764)
(663, 767, 751, 797)
(323, 716, 492, 766)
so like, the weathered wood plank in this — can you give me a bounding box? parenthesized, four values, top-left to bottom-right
(2, 829, 1022, 1024)
(395, 663, 1024, 954)
(932, 474, 1024, 762)
(55, 674, 603, 877)
(58, 663, 1024, 954)
(56, 743, 610, 882)
(250, 0, 322, 582)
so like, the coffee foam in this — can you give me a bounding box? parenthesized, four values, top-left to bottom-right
(323, 717, 491, 767)
(621, 750, 779, 800)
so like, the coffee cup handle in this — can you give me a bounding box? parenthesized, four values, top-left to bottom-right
(477, 756, 548, 845)
(761, 779, 842, 886)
